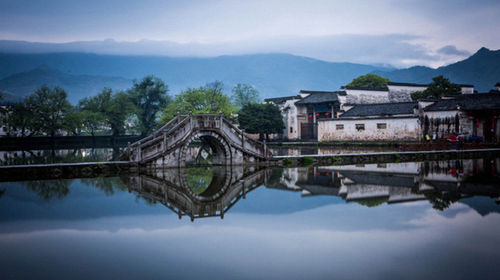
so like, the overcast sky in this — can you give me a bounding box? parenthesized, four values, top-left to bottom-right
(1, 0, 499, 67)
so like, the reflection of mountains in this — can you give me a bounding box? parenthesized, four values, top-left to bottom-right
(272, 159, 500, 212)
(121, 166, 271, 221)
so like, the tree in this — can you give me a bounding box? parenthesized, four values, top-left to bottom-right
(4, 101, 37, 137)
(62, 107, 84, 136)
(411, 76, 461, 100)
(346, 74, 390, 89)
(231, 83, 260, 108)
(80, 88, 135, 137)
(238, 103, 284, 140)
(27, 86, 72, 137)
(78, 95, 106, 137)
(161, 81, 235, 122)
(128, 76, 170, 136)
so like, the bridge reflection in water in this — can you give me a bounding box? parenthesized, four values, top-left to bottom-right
(121, 166, 272, 221)
(121, 158, 500, 221)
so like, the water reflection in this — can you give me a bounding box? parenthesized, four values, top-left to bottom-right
(121, 166, 269, 221)
(276, 158, 500, 211)
(3, 158, 499, 220)
(0, 148, 120, 166)
(270, 145, 398, 156)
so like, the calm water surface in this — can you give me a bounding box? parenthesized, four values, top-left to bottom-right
(1, 159, 499, 279)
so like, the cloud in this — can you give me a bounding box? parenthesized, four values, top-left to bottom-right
(0, 34, 442, 68)
(437, 45, 471, 56)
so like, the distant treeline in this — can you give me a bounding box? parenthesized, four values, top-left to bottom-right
(0, 76, 283, 138)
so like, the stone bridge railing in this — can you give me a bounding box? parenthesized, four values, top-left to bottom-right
(125, 114, 271, 166)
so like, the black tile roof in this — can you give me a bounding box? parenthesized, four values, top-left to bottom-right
(295, 92, 341, 105)
(496, 82, 500, 87)
(299, 90, 346, 96)
(264, 95, 301, 104)
(388, 82, 474, 87)
(387, 82, 428, 87)
(341, 171, 416, 188)
(341, 86, 388, 91)
(340, 102, 418, 117)
(424, 93, 500, 111)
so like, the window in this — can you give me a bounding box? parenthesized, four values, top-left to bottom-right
(377, 123, 387, 129)
(355, 124, 365, 131)
(290, 127, 293, 133)
(336, 124, 344, 130)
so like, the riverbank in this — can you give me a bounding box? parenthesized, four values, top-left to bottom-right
(2, 148, 500, 182)
(268, 140, 500, 150)
(277, 148, 500, 167)
(0, 135, 141, 151)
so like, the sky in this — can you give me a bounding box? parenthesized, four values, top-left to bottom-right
(1, 0, 499, 67)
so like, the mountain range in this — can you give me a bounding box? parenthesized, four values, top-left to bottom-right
(0, 44, 499, 104)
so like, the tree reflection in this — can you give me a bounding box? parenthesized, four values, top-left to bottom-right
(80, 177, 127, 196)
(22, 179, 73, 201)
(185, 166, 214, 195)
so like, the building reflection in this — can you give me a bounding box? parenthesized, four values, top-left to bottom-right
(272, 158, 500, 209)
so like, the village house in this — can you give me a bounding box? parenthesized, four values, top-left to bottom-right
(318, 102, 420, 141)
(267, 80, 500, 142)
(265, 90, 344, 140)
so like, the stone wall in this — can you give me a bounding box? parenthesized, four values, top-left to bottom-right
(318, 117, 420, 141)
(344, 89, 390, 104)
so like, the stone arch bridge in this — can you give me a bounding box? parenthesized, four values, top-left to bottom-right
(125, 114, 271, 168)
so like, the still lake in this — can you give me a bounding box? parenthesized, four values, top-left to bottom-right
(1, 158, 499, 279)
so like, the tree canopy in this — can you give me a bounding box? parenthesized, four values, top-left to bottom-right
(411, 76, 462, 100)
(161, 81, 235, 122)
(238, 103, 284, 140)
(231, 83, 260, 108)
(128, 76, 170, 136)
(346, 74, 390, 89)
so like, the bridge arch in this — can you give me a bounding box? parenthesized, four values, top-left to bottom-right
(179, 130, 232, 167)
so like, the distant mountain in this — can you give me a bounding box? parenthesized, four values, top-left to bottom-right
(0, 65, 132, 103)
(0, 47, 498, 103)
(0, 52, 392, 101)
(375, 47, 500, 92)
(0, 90, 22, 105)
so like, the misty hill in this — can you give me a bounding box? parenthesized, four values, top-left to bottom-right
(375, 47, 500, 92)
(0, 52, 391, 101)
(0, 90, 22, 105)
(0, 65, 132, 103)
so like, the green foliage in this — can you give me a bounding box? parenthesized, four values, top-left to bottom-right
(79, 88, 135, 136)
(331, 156, 341, 165)
(22, 179, 73, 201)
(161, 81, 235, 122)
(301, 157, 314, 166)
(62, 107, 85, 136)
(231, 83, 260, 108)
(238, 103, 284, 139)
(346, 74, 390, 89)
(424, 191, 462, 211)
(393, 153, 401, 162)
(283, 158, 292, 166)
(3, 100, 36, 136)
(355, 198, 388, 208)
(411, 76, 462, 100)
(128, 76, 170, 135)
(185, 166, 214, 195)
(4, 86, 73, 137)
